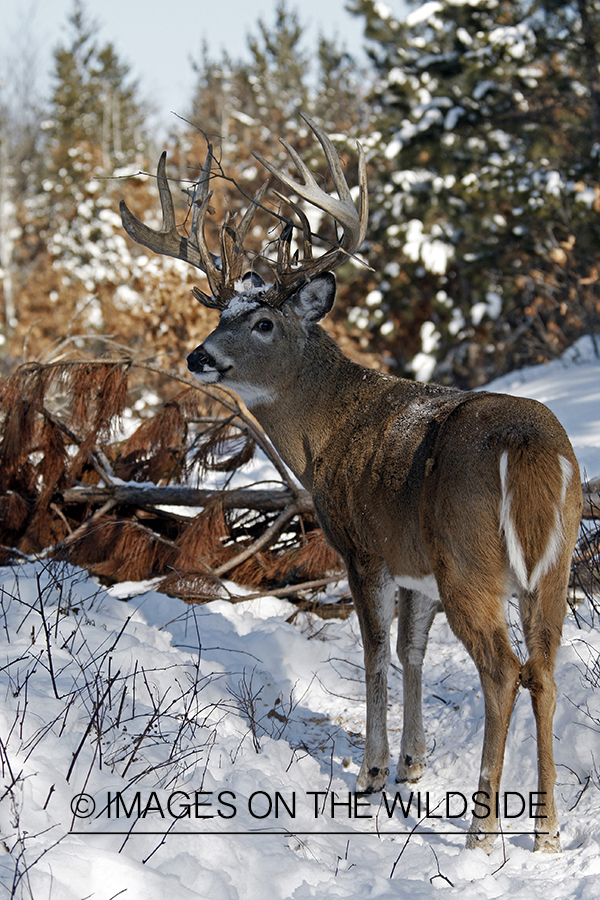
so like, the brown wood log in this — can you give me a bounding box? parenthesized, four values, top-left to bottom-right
(60, 479, 599, 520)
(60, 483, 315, 514)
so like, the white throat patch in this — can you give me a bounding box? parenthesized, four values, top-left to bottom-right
(227, 382, 276, 409)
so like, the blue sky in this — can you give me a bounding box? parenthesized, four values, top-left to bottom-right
(1, 0, 406, 130)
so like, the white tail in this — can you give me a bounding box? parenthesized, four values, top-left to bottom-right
(121, 116, 583, 853)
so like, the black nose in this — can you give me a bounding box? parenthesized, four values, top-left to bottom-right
(187, 345, 215, 373)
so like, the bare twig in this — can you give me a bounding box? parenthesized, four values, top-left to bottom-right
(212, 503, 302, 578)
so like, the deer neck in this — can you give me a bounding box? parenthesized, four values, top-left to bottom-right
(249, 326, 373, 491)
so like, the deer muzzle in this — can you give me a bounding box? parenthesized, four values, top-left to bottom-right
(187, 345, 228, 384)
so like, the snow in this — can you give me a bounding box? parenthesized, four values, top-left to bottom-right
(402, 219, 455, 275)
(405, 1, 443, 27)
(1, 338, 600, 898)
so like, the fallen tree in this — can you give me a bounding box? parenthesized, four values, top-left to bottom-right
(0, 355, 343, 599)
(0, 354, 598, 608)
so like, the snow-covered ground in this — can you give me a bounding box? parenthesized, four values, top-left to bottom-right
(1, 338, 599, 899)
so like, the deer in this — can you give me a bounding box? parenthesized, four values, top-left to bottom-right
(120, 114, 583, 853)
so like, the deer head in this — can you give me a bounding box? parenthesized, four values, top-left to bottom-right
(120, 114, 367, 407)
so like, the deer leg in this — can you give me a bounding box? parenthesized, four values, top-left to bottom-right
(465, 649, 521, 853)
(348, 562, 396, 793)
(518, 575, 566, 853)
(396, 588, 438, 783)
(441, 592, 521, 853)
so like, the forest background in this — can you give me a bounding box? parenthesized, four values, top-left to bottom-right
(0, 0, 599, 595)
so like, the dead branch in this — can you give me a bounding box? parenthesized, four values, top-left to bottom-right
(212, 503, 301, 578)
(582, 477, 600, 520)
(61, 479, 597, 518)
(60, 483, 314, 514)
(583, 492, 600, 519)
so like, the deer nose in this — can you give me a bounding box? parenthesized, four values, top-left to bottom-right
(187, 345, 216, 373)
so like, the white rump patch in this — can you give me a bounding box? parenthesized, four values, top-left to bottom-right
(528, 455, 572, 588)
(499, 451, 529, 590)
(499, 451, 573, 592)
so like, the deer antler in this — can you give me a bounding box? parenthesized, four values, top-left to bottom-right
(119, 147, 268, 309)
(120, 116, 367, 311)
(253, 112, 368, 308)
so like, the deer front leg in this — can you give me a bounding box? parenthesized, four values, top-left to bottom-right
(396, 589, 438, 783)
(348, 562, 396, 793)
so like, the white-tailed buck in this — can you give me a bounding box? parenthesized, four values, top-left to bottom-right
(120, 115, 582, 852)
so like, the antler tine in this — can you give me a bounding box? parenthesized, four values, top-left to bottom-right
(121, 151, 270, 311)
(235, 180, 270, 247)
(253, 114, 368, 260)
(186, 141, 242, 306)
(189, 143, 213, 247)
(215, 179, 270, 292)
(299, 112, 353, 207)
(120, 150, 230, 307)
(122, 120, 368, 313)
(276, 221, 295, 277)
(120, 152, 203, 269)
(298, 111, 369, 253)
(273, 190, 313, 262)
(251, 115, 368, 307)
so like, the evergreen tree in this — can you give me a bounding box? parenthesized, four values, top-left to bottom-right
(0, 24, 45, 344)
(189, 0, 315, 153)
(247, 0, 310, 122)
(350, 0, 600, 386)
(47, 0, 146, 200)
(1, 0, 151, 348)
(314, 34, 363, 130)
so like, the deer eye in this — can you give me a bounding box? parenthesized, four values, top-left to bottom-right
(254, 318, 274, 333)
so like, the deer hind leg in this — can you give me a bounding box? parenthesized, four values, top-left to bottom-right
(503, 447, 578, 852)
(396, 588, 439, 783)
(440, 587, 521, 854)
(348, 562, 397, 793)
(518, 570, 567, 853)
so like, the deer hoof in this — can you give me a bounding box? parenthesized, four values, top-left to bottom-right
(534, 831, 561, 853)
(466, 827, 496, 854)
(356, 764, 389, 793)
(396, 754, 424, 783)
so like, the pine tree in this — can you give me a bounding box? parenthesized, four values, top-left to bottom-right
(1, 1, 151, 351)
(350, 0, 600, 386)
(247, 0, 310, 123)
(0, 22, 45, 344)
(47, 0, 146, 201)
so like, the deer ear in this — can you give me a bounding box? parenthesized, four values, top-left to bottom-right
(290, 273, 336, 325)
